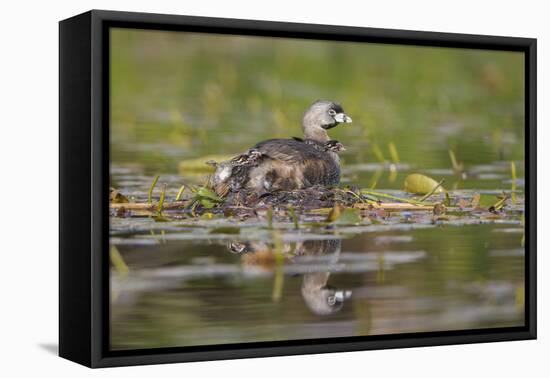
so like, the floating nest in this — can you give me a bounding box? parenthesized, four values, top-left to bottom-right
(222, 185, 363, 212)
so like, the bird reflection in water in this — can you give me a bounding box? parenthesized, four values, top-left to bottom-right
(227, 239, 352, 315)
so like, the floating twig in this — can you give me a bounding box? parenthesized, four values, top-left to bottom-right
(355, 202, 435, 211)
(361, 189, 434, 206)
(110, 202, 187, 211)
(489, 193, 510, 212)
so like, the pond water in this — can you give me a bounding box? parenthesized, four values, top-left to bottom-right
(110, 163, 525, 350)
(111, 217, 524, 350)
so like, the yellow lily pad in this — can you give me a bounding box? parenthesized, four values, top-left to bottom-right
(404, 173, 444, 195)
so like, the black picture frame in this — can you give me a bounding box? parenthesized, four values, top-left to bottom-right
(59, 9, 537, 368)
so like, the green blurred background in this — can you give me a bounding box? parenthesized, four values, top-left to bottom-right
(110, 28, 525, 188)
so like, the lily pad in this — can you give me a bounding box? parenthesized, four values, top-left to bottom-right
(110, 188, 129, 204)
(199, 198, 216, 209)
(478, 194, 499, 208)
(404, 174, 444, 195)
(196, 187, 223, 202)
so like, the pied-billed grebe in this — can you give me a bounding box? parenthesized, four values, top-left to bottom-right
(292, 138, 346, 153)
(211, 100, 352, 196)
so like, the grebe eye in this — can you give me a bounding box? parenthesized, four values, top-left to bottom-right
(328, 109, 336, 116)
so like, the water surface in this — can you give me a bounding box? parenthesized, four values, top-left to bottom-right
(111, 222, 524, 350)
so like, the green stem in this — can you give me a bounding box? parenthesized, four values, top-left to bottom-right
(271, 231, 285, 302)
(147, 175, 160, 204)
(511, 161, 517, 204)
(361, 189, 434, 206)
(388, 142, 400, 164)
(288, 205, 299, 229)
(157, 184, 166, 215)
(175, 185, 186, 201)
(110, 246, 129, 276)
(419, 179, 445, 202)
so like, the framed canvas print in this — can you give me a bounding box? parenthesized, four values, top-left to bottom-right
(59, 10, 537, 368)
